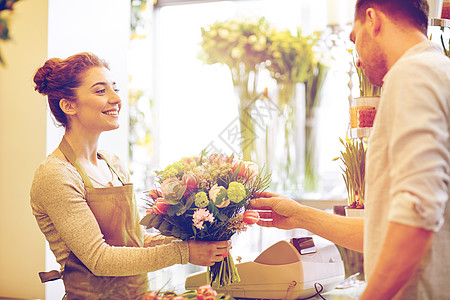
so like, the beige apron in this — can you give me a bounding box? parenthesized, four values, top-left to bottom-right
(40, 138, 148, 300)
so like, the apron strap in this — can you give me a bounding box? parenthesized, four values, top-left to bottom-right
(58, 137, 94, 188)
(97, 152, 126, 186)
(39, 270, 62, 283)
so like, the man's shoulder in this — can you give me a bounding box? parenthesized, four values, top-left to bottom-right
(396, 42, 450, 73)
(387, 42, 450, 86)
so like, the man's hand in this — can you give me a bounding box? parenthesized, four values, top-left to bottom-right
(250, 191, 304, 230)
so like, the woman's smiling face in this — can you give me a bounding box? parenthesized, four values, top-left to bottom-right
(70, 66, 122, 133)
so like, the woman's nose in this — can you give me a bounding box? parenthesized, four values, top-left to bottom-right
(109, 89, 122, 105)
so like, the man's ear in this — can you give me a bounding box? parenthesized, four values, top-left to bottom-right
(59, 99, 77, 115)
(366, 8, 382, 36)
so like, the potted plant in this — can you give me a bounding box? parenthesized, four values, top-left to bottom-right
(334, 138, 366, 217)
(348, 49, 381, 139)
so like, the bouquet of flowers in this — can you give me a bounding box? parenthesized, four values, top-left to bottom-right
(140, 152, 271, 287)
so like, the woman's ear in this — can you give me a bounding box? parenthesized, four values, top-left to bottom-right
(59, 99, 77, 115)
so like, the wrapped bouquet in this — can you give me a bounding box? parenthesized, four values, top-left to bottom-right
(140, 152, 271, 287)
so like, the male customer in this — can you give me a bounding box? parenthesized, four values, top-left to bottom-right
(251, 0, 450, 299)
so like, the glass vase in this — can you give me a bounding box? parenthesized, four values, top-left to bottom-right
(230, 64, 260, 162)
(269, 81, 304, 192)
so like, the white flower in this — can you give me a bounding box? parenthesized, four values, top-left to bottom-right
(209, 184, 230, 208)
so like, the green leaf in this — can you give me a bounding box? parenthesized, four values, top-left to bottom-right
(177, 194, 195, 216)
(139, 213, 156, 227)
(159, 220, 173, 233)
(167, 203, 183, 216)
(149, 214, 165, 228)
(217, 213, 228, 222)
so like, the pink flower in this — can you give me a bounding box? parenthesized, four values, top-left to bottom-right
(232, 160, 246, 177)
(192, 208, 215, 230)
(196, 285, 217, 300)
(183, 157, 193, 165)
(141, 292, 159, 300)
(161, 178, 186, 204)
(243, 210, 260, 225)
(152, 198, 169, 215)
(182, 172, 198, 190)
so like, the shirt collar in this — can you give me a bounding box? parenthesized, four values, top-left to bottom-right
(382, 41, 442, 84)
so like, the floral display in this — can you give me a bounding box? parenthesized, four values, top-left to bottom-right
(199, 17, 328, 192)
(199, 17, 272, 162)
(140, 152, 271, 287)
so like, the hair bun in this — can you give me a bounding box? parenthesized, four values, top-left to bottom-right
(33, 58, 62, 95)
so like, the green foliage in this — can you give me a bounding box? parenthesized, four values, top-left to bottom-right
(350, 49, 381, 97)
(334, 138, 366, 207)
(0, 0, 21, 65)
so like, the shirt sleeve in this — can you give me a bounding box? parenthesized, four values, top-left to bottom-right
(386, 59, 450, 231)
(30, 158, 189, 277)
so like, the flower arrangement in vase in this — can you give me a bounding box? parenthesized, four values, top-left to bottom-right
(333, 138, 366, 216)
(199, 17, 272, 162)
(199, 17, 329, 192)
(266, 28, 328, 192)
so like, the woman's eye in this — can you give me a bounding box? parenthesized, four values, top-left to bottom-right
(96, 89, 106, 94)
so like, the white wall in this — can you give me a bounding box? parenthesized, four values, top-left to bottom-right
(0, 0, 130, 299)
(47, 0, 131, 161)
(0, 0, 48, 298)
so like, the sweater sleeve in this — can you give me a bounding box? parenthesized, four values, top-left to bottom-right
(30, 156, 189, 277)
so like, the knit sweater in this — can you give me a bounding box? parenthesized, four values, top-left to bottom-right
(30, 153, 189, 277)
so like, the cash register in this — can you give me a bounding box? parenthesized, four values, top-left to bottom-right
(185, 236, 345, 299)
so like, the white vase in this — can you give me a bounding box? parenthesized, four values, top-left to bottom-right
(428, 0, 444, 18)
(345, 208, 365, 218)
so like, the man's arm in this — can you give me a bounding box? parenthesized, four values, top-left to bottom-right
(360, 221, 433, 300)
(251, 192, 364, 252)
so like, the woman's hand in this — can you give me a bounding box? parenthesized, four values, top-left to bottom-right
(187, 240, 231, 266)
(250, 191, 303, 230)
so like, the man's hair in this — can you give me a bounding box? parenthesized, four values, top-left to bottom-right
(355, 0, 429, 35)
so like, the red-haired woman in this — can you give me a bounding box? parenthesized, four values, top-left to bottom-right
(31, 52, 230, 299)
